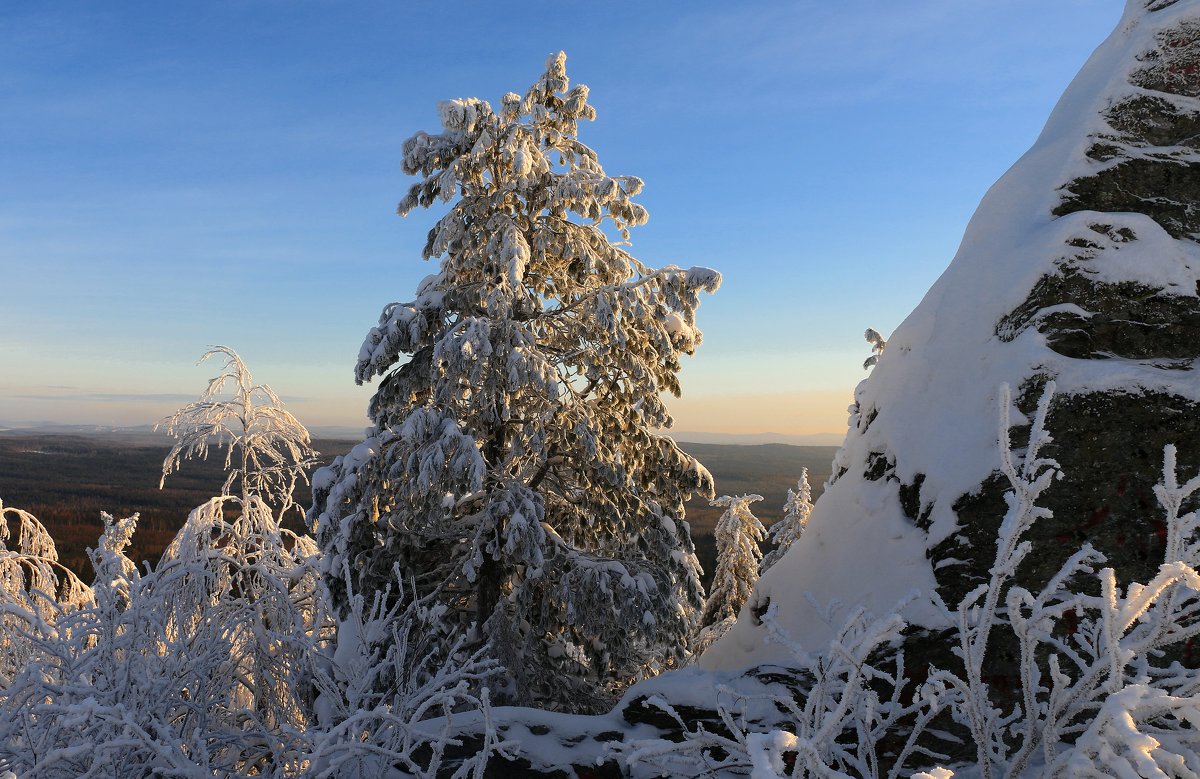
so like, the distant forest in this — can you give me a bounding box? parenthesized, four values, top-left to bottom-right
(0, 431, 834, 585)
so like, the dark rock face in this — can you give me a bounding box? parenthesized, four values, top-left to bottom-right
(1103, 95, 1200, 151)
(1056, 19, 1200, 239)
(998, 267, 1200, 363)
(1133, 17, 1200, 97)
(1055, 159, 1200, 239)
(891, 5, 1200, 706)
(933, 391, 1200, 616)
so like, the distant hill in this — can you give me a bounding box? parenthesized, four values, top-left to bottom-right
(676, 443, 834, 526)
(671, 431, 844, 446)
(0, 422, 844, 447)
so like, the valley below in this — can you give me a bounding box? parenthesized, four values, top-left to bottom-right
(0, 429, 836, 585)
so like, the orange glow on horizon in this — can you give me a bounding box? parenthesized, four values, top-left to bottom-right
(665, 388, 852, 437)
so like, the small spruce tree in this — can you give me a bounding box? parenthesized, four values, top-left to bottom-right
(760, 468, 813, 574)
(310, 52, 720, 711)
(695, 493, 765, 653)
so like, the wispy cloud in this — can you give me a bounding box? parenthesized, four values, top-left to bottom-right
(638, 0, 1117, 110)
(9, 390, 311, 404)
(10, 391, 198, 404)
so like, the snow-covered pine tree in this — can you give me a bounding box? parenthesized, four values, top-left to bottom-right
(694, 494, 765, 653)
(310, 52, 720, 711)
(760, 468, 812, 575)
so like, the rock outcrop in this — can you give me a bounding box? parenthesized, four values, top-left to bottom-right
(704, 0, 1200, 690)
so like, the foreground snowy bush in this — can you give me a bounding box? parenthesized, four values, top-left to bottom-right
(0, 500, 91, 689)
(0, 507, 316, 775)
(0, 348, 511, 777)
(0, 505, 511, 778)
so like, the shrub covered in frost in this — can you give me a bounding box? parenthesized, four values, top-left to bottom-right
(0, 505, 510, 778)
(0, 349, 509, 778)
(0, 500, 91, 689)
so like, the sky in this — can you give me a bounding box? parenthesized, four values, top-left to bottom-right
(0, 0, 1126, 441)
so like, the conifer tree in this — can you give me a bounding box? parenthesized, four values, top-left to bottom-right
(695, 493, 765, 653)
(760, 468, 813, 574)
(310, 52, 720, 711)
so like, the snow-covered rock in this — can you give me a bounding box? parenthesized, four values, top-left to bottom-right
(704, 0, 1200, 673)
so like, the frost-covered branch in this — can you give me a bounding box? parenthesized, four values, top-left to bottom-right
(863, 328, 887, 370)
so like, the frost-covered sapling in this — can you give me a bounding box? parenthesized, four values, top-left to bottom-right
(760, 469, 813, 575)
(863, 328, 887, 370)
(311, 52, 720, 711)
(155, 346, 331, 749)
(695, 494, 766, 653)
(159, 345, 317, 515)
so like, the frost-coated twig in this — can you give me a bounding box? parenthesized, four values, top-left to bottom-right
(620, 598, 943, 779)
(950, 382, 1061, 779)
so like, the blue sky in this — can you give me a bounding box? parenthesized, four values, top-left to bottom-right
(1, 0, 1124, 438)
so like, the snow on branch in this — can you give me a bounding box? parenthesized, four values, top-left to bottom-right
(863, 328, 887, 370)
